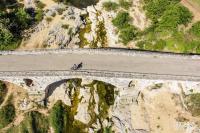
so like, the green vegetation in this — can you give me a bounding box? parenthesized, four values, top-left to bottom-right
(119, 0, 132, 10)
(133, 0, 200, 53)
(119, 25, 137, 44)
(0, 104, 15, 129)
(35, 1, 46, 9)
(85, 80, 116, 131)
(103, 1, 119, 11)
(143, 0, 180, 22)
(35, 9, 44, 22)
(62, 24, 69, 29)
(7, 111, 49, 133)
(50, 100, 86, 133)
(156, 4, 193, 31)
(46, 17, 53, 22)
(186, 93, 200, 116)
(112, 12, 131, 29)
(190, 21, 200, 37)
(0, 81, 7, 105)
(90, 20, 108, 48)
(0, 1, 44, 50)
(96, 81, 115, 120)
(112, 11, 138, 44)
(79, 15, 91, 48)
(4, 79, 116, 132)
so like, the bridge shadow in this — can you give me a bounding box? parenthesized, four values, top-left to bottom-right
(43, 78, 82, 106)
(44, 79, 68, 106)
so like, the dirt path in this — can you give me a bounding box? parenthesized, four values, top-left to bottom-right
(181, 0, 200, 22)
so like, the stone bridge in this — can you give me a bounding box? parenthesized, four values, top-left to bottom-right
(0, 48, 200, 97)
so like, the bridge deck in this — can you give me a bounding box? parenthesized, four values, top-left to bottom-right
(0, 50, 200, 81)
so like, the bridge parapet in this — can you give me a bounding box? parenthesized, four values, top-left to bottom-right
(0, 70, 200, 82)
(0, 48, 200, 59)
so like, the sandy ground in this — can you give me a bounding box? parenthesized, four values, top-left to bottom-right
(131, 86, 200, 133)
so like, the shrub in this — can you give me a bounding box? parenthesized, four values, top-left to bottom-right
(0, 104, 15, 129)
(62, 24, 69, 29)
(57, 8, 65, 15)
(119, 25, 137, 44)
(103, 1, 119, 11)
(0, 81, 7, 105)
(119, 0, 132, 10)
(190, 21, 200, 37)
(0, 24, 14, 46)
(50, 101, 65, 133)
(112, 11, 131, 29)
(49, 100, 86, 133)
(144, 0, 180, 22)
(15, 8, 31, 28)
(35, 9, 43, 22)
(157, 4, 193, 31)
(186, 93, 200, 116)
(46, 17, 52, 22)
(35, 1, 46, 9)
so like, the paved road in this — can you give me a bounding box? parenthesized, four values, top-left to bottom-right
(0, 51, 200, 79)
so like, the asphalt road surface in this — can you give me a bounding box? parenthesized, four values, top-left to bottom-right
(0, 52, 199, 78)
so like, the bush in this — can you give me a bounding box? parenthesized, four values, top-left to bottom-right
(157, 4, 192, 31)
(50, 100, 86, 133)
(119, 0, 132, 10)
(0, 104, 15, 129)
(190, 21, 200, 37)
(0, 81, 7, 105)
(119, 25, 137, 44)
(15, 8, 31, 28)
(186, 93, 200, 116)
(35, 1, 46, 9)
(103, 1, 119, 11)
(50, 101, 65, 133)
(144, 0, 180, 22)
(46, 17, 52, 22)
(0, 24, 14, 46)
(35, 9, 43, 22)
(112, 11, 131, 29)
(62, 24, 69, 29)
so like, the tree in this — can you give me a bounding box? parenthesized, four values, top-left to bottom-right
(15, 8, 31, 28)
(0, 24, 13, 46)
(50, 100, 65, 133)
